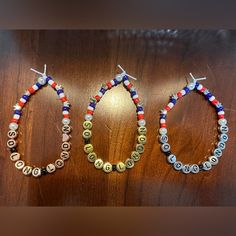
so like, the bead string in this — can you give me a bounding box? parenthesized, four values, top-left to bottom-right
(7, 65, 72, 177)
(158, 73, 229, 174)
(83, 65, 147, 173)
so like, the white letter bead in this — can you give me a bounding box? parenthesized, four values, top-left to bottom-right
(202, 161, 212, 171)
(46, 164, 56, 173)
(159, 127, 167, 135)
(218, 118, 227, 126)
(161, 143, 171, 152)
(60, 151, 70, 160)
(191, 164, 200, 174)
(7, 139, 17, 148)
(22, 166, 32, 176)
(94, 159, 104, 169)
(8, 130, 18, 139)
(219, 133, 228, 142)
(9, 122, 18, 130)
(208, 156, 219, 165)
(159, 134, 168, 144)
(213, 148, 222, 158)
(62, 118, 70, 125)
(173, 161, 183, 171)
(219, 125, 229, 134)
(55, 159, 64, 169)
(10, 152, 20, 162)
(32, 168, 41, 178)
(61, 142, 71, 151)
(167, 154, 176, 164)
(182, 164, 191, 174)
(217, 141, 226, 150)
(62, 125, 72, 134)
(103, 162, 113, 173)
(15, 160, 25, 170)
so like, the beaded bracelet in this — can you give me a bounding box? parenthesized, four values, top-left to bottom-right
(82, 65, 147, 173)
(158, 73, 228, 174)
(7, 65, 72, 177)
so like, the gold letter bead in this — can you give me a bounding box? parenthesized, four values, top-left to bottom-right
(87, 152, 97, 162)
(138, 126, 147, 135)
(116, 162, 126, 172)
(103, 162, 113, 173)
(83, 129, 92, 139)
(83, 121, 93, 130)
(131, 151, 141, 162)
(84, 144, 93, 154)
(94, 158, 104, 169)
(138, 135, 147, 144)
(136, 144, 145, 154)
(125, 158, 135, 169)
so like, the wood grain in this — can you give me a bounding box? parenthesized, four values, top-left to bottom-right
(0, 30, 236, 206)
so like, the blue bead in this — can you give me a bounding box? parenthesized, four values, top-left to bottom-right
(14, 110, 21, 115)
(131, 91, 136, 97)
(62, 107, 69, 111)
(89, 103, 96, 109)
(160, 114, 166, 119)
(114, 79, 118, 85)
(137, 106, 143, 112)
(170, 98, 176, 104)
(184, 87, 190, 94)
(46, 76, 52, 82)
(36, 82, 42, 88)
(100, 88, 106, 94)
(205, 93, 212, 99)
(22, 95, 29, 101)
(216, 107, 224, 112)
(195, 82, 200, 88)
(57, 89, 64, 95)
(123, 75, 129, 81)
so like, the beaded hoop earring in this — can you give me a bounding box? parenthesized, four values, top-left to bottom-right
(158, 73, 228, 174)
(82, 65, 147, 173)
(7, 65, 72, 177)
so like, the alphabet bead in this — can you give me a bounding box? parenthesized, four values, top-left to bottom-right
(182, 164, 191, 174)
(32, 168, 41, 178)
(83, 121, 93, 130)
(138, 135, 147, 144)
(62, 133, 70, 142)
(10, 152, 20, 162)
(202, 161, 212, 171)
(83, 129, 92, 139)
(217, 141, 226, 150)
(136, 144, 145, 154)
(173, 161, 183, 171)
(60, 151, 70, 160)
(84, 144, 93, 154)
(103, 162, 112, 173)
(218, 133, 228, 142)
(125, 158, 135, 169)
(138, 126, 147, 135)
(94, 159, 104, 169)
(62, 125, 72, 134)
(191, 164, 200, 174)
(46, 163, 56, 173)
(208, 156, 219, 165)
(131, 151, 141, 161)
(22, 166, 32, 176)
(55, 159, 64, 169)
(161, 143, 170, 152)
(87, 152, 97, 162)
(167, 154, 176, 164)
(7, 139, 17, 148)
(219, 125, 229, 134)
(213, 148, 222, 158)
(61, 142, 71, 151)
(15, 160, 25, 170)
(116, 162, 126, 172)
(8, 130, 18, 139)
(159, 134, 168, 144)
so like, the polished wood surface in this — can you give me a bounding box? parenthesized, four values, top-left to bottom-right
(0, 30, 235, 206)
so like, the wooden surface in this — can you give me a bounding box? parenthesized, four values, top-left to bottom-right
(0, 30, 236, 206)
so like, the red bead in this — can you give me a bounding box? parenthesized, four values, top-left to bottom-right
(28, 87, 35, 94)
(11, 118, 18, 123)
(107, 82, 112, 89)
(133, 98, 140, 104)
(218, 114, 225, 119)
(18, 101, 25, 107)
(212, 99, 218, 105)
(177, 92, 182, 98)
(51, 82, 57, 89)
(161, 123, 167, 128)
(87, 110, 94, 115)
(138, 114, 144, 120)
(95, 95, 101, 101)
(63, 114, 70, 118)
(127, 83, 133, 90)
(165, 106, 170, 111)
(200, 87, 206, 93)
(60, 97, 67, 102)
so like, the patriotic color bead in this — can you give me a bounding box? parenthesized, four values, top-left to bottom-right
(7, 65, 72, 177)
(83, 65, 147, 173)
(158, 73, 228, 174)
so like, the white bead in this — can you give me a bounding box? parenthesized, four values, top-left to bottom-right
(85, 114, 93, 121)
(62, 118, 70, 125)
(15, 160, 25, 170)
(55, 85, 62, 90)
(159, 134, 168, 143)
(209, 96, 215, 101)
(138, 111, 144, 115)
(94, 159, 104, 169)
(20, 98, 26, 103)
(110, 80, 115, 86)
(218, 118, 227, 126)
(8, 130, 18, 139)
(168, 102, 174, 109)
(60, 151, 70, 160)
(218, 111, 225, 115)
(63, 101, 70, 107)
(159, 127, 167, 135)
(191, 164, 200, 174)
(208, 156, 219, 166)
(160, 109, 167, 114)
(59, 93, 65, 98)
(115, 74, 123, 82)
(62, 110, 69, 115)
(213, 148, 222, 158)
(133, 94, 138, 99)
(167, 154, 176, 164)
(13, 114, 20, 120)
(13, 104, 22, 110)
(182, 164, 191, 174)
(173, 161, 183, 171)
(187, 82, 195, 90)
(61, 142, 71, 151)
(32, 84, 39, 90)
(218, 133, 228, 142)
(138, 119, 146, 126)
(22, 166, 32, 176)
(180, 90, 186, 96)
(10, 152, 20, 162)
(202, 161, 212, 171)
(46, 163, 56, 173)
(160, 119, 166, 124)
(98, 92, 103, 97)
(197, 84, 203, 90)
(38, 77, 47, 85)
(7, 139, 17, 148)
(103, 162, 112, 173)
(217, 141, 226, 150)
(87, 106, 94, 111)
(161, 143, 170, 152)
(55, 159, 64, 169)
(219, 125, 228, 134)
(32, 168, 41, 178)
(9, 122, 18, 130)
(124, 80, 129, 86)
(24, 91, 31, 96)
(48, 80, 54, 85)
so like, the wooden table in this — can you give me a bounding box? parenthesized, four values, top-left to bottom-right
(0, 30, 235, 206)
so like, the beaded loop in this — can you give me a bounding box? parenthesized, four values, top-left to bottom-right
(83, 65, 147, 173)
(158, 73, 228, 174)
(7, 65, 72, 177)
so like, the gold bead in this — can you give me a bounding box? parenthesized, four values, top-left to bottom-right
(103, 162, 112, 173)
(138, 135, 147, 144)
(83, 121, 93, 130)
(138, 126, 147, 135)
(136, 144, 145, 154)
(116, 162, 126, 172)
(87, 152, 97, 162)
(94, 158, 104, 169)
(131, 151, 141, 161)
(84, 144, 93, 153)
(125, 158, 135, 169)
(83, 129, 92, 139)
